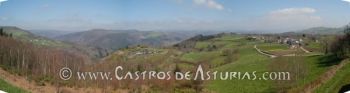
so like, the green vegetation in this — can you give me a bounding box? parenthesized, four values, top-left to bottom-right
(145, 32, 163, 38)
(258, 43, 289, 51)
(206, 45, 273, 93)
(306, 42, 322, 49)
(312, 26, 350, 93)
(1, 27, 70, 48)
(286, 56, 331, 92)
(315, 59, 350, 93)
(1, 26, 349, 92)
(0, 79, 28, 93)
(214, 35, 243, 41)
(180, 51, 221, 63)
(200, 34, 336, 92)
(195, 42, 211, 49)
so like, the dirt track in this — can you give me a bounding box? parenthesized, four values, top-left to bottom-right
(254, 45, 277, 58)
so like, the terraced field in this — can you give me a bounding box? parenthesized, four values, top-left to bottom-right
(189, 35, 337, 92)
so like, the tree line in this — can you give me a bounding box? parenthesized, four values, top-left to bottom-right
(0, 30, 85, 86)
(0, 28, 12, 37)
(328, 24, 350, 59)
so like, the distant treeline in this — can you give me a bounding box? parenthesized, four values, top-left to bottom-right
(0, 28, 12, 37)
(173, 33, 235, 51)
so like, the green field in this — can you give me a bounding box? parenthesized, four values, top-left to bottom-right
(183, 35, 337, 93)
(180, 51, 222, 63)
(315, 59, 350, 93)
(0, 79, 28, 93)
(206, 44, 273, 93)
(258, 43, 289, 51)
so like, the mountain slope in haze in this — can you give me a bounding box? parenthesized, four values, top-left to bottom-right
(29, 30, 76, 38)
(56, 29, 195, 53)
(296, 27, 344, 35)
(0, 26, 104, 60)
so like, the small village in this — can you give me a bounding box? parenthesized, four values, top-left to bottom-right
(247, 34, 320, 49)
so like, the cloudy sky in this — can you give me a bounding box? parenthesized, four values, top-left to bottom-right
(0, 0, 350, 32)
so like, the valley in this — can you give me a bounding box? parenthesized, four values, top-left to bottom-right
(1, 0, 350, 93)
(0, 25, 349, 93)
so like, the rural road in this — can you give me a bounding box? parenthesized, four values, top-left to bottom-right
(254, 45, 277, 58)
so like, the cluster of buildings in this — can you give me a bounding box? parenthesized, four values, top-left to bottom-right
(247, 35, 306, 48)
(278, 38, 304, 49)
(127, 48, 163, 57)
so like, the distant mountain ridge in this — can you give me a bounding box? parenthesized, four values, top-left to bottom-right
(29, 30, 76, 38)
(56, 29, 196, 54)
(0, 26, 108, 60)
(295, 27, 344, 35)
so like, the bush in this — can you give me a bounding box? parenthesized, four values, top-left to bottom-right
(329, 24, 350, 59)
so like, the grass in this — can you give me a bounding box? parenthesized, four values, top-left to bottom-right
(304, 42, 323, 52)
(258, 43, 289, 51)
(314, 59, 350, 93)
(102, 34, 337, 92)
(214, 35, 243, 41)
(209, 57, 226, 67)
(306, 42, 322, 49)
(205, 46, 331, 93)
(201, 34, 333, 93)
(205, 43, 274, 93)
(180, 51, 221, 63)
(278, 55, 331, 92)
(180, 52, 202, 62)
(195, 42, 211, 49)
(179, 35, 273, 92)
(0, 78, 28, 93)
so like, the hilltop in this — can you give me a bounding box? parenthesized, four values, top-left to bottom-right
(292, 27, 344, 35)
(56, 29, 196, 55)
(0, 26, 69, 47)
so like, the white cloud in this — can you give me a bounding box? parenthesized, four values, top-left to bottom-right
(342, 0, 350, 4)
(0, 0, 7, 6)
(193, 0, 224, 10)
(270, 8, 316, 15)
(252, 8, 323, 31)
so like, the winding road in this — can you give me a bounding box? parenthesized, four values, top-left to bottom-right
(254, 45, 277, 58)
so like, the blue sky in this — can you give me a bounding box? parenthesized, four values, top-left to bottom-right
(0, 0, 350, 32)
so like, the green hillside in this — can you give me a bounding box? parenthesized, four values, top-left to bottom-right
(297, 27, 344, 35)
(0, 26, 69, 48)
(56, 30, 194, 53)
(172, 33, 339, 92)
(0, 79, 28, 93)
(104, 33, 337, 92)
(315, 59, 350, 93)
